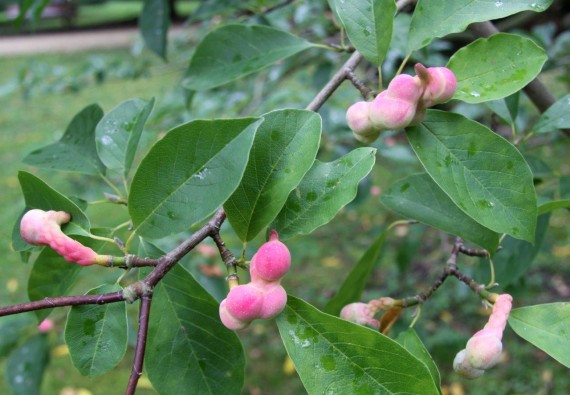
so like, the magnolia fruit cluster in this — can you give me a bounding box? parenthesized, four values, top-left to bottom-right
(340, 297, 395, 329)
(20, 209, 109, 266)
(346, 63, 457, 143)
(219, 230, 290, 330)
(453, 294, 513, 378)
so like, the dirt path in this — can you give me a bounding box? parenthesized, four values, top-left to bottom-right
(0, 27, 141, 56)
(0, 26, 185, 56)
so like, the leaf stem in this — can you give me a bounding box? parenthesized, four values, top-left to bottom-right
(395, 52, 411, 77)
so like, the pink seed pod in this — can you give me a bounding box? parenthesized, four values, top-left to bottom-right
(340, 302, 380, 328)
(346, 101, 375, 135)
(368, 92, 418, 131)
(225, 283, 264, 321)
(465, 329, 503, 370)
(415, 64, 457, 107)
(20, 209, 99, 266)
(258, 283, 287, 319)
(250, 230, 291, 283)
(219, 299, 250, 330)
(385, 74, 423, 103)
(483, 294, 513, 338)
(453, 349, 485, 379)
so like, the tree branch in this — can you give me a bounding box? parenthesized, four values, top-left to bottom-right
(126, 295, 152, 395)
(0, 291, 124, 317)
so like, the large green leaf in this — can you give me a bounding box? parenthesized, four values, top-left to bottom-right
(65, 284, 128, 377)
(272, 148, 376, 240)
(324, 228, 390, 316)
(396, 329, 441, 394)
(23, 104, 105, 175)
(332, 0, 396, 66)
(13, 171, 91, 252)
(224, 110, 321, 241)
(5, 334, 49, 395)
(447, 34, 548, 103)
(139, 0, 170, 59)
(184, 24, 312, 91)
(277, 296, 440, 394)
(509, 303, 570, 368)
(95, 98, 155, 178)
(381, 173, 499, 252)
(27, 233, 108, 321)
(129, 118, 261, 239)
(146, 265, 245, 395)
(408, 0, 553, 51)
(533, 93, 570, 134)
(407, 110, 537, 242)
(477, 214, 549, 287)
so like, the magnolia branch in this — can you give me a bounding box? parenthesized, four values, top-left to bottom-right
(395, 238, 495, 308)
(126, 295, 152, 395)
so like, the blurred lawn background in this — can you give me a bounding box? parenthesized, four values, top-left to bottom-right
(0, 1, 570, 394)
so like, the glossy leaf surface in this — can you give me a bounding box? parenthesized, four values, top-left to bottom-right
(277, 296, 440, 394)
(129, 118, 260, 238)
(407, 110, 537, 242)
(224, 109, 321, 241)
(448, 34, 547, 103)
(272, 148, 376, 240)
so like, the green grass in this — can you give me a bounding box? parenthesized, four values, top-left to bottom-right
(0, 48, 182, 395)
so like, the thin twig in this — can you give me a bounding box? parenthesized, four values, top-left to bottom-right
(345, 70, 375, 99)
(126, 295, 153, 395)
(0, 292, 124, 317)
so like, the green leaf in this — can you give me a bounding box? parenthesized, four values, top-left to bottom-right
(381, 173, 499, 252)
(272, 148, 376, 240)
(184, 24, 312, 91)
(333, 0, 396, 66)
(477, 214, 549, 287)
(139, 0, 170, 59)
(224, 110, 321, 241)
(129, 118, 261, 239)
(396, 329, 442, 394)
(0, 314, 35, 358)
(5, 334, 49, 395)
(146, 265, 244, 394)
(13, 171, 91, 252)
(324, 228, 390, 316)
(408, 0, 553, 51)
(533, 93, 570, 134)
(407, 110, 537, 242)
(96, 98, 155, 178)
(277, 296, 440, 395)
(538, 200, 570, 215)
(509, 303, 570, 368)
(23, 104, 105, 175)
(486, 92, 520, 126)
(447, 33, 548, 103)
(64, 284, 127, 377)
(27, 233, 109, 321)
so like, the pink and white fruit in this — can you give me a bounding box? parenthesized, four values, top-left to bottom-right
(20, 209, 102, 266)
(453, 349, 485, 379)
(250, 230, 291, 283)
(225, 284, 264, 321)
(453, 293, 513, 378)
(465, 329, 503, 370)
(415, 64, 457, 107)
(340, 302, 380, 328)
(219, 299, 250, 330)
(258, 283, 287, 319)
(368, 74, 422, 131)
